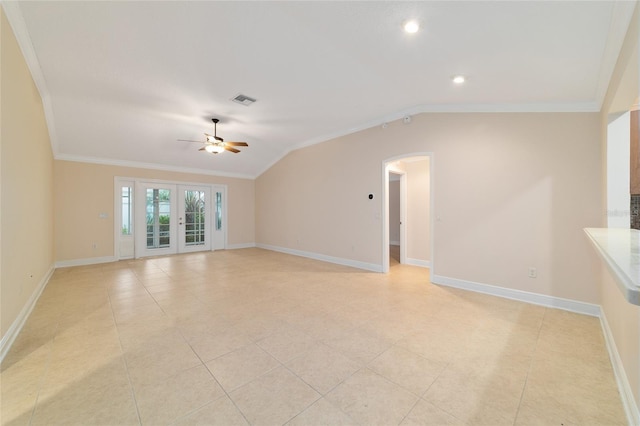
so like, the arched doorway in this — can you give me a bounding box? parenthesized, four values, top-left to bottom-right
(382, 153, 434, 273)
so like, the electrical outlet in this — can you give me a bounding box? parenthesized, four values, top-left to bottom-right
(92, 243, 98, 249)
(528, 267, 537, 278)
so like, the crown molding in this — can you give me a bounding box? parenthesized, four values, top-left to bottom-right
(2, 1, 59, 156)
(595, 1, 637, 110)
(55, 154, 255, 180)
(256, 100, 600, 178)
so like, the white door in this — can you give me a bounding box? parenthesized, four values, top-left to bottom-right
(178, 186, 212, 253)
(212, 185, 227, 250)
(136, 183, 178, 258)
(127, 181, 223, 258)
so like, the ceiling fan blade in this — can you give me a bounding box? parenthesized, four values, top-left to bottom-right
(224, 146, 241, 153)
(198, 147, 207, 151)
(178, 139, 204, 143)
(224, 142, 248, 147)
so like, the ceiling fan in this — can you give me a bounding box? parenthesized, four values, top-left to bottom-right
(179, 118, 248, 154)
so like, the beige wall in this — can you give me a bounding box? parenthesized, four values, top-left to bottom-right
(54, 161, 255, 262)
(405, 159, 430, 263)
(257, 111, 602, 303)
(1, 8, 55, 337)
(600, 3, 640, 411)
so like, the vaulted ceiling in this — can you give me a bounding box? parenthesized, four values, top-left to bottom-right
(5, 1, 635, 178)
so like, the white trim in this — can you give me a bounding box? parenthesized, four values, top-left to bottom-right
(0, 264, 55, 362)
(227, 243, 256, 249)
(600, 310, 640, 426)
(382, 165, 390, 272)
(390, 241, 400, 246)
(55, 154, 254, 180)
(431, 274, 601, 317)
(257, 244, 382, 272)
(55, 256, 117, 268)
(406, 258, 431, 268)
(399, 172, 407, 265)
(2, 2, 60, 156)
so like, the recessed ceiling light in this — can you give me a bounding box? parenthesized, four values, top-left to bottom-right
(403, 20, 419, 34)
(452, 75, 466, 84)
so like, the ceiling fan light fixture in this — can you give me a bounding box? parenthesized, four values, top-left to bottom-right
(205, 144, 224, 154)
(181, 118, 247, 155)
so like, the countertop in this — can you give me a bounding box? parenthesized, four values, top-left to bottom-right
(584, 228, 640, 306)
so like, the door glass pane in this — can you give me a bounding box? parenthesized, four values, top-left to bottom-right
(215, 192, 222, 231)
(184, 190, 206, 246)
(146, 188, 171, 249)
(121, 187, 132, 235)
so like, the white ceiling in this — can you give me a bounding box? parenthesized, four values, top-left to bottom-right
(5, 1, 635, 178)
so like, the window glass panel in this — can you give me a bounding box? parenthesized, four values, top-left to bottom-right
(216, 192, 222, 230)
(146, 188, 171, 249)
(121, 187, 132, 235)
(184, 190, 206, 246)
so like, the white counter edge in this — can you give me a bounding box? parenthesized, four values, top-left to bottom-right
(584, 228, 640, 306)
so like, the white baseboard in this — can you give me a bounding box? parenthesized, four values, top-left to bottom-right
(256, 243, 382, 272)
(600, 311, 640, 426)
(55, 256, 117, 268)
(406, 258, 431, 268)
(0, 264, 55, 362)
(390, 241, 400, 246)
(431, 274, 601, 317)
(226, 243, 256, 250)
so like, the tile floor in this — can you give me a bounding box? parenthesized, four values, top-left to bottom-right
(1, 248, 626, 425)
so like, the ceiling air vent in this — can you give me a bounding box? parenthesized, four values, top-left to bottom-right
(231, 94, 257, 106)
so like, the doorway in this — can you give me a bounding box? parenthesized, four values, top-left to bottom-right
(136, 183, 214, 257)
(388, 171, 406, 267)
(382, 154, 433, 273)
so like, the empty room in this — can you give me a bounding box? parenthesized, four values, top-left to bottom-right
(2, 1, 640, 425)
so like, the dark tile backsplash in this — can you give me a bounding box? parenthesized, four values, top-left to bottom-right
(632, 195, 640, 230)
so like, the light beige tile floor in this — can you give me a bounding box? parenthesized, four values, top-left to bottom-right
(1, 248, 627, 425)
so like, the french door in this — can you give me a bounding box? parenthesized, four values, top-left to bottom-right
(132, 182, 215, 258)
(178, 186, 211, 253)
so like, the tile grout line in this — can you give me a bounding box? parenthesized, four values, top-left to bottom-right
(177, 327, 254, 426)
(512, 307, 548, 426)
(26, 319, 59, 426)
(152, 264, 255, 425)
(107, 281, 144, 426)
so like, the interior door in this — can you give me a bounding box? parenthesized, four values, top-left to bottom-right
(136, 183, 177, 257)
(178, 186, 211, 253)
